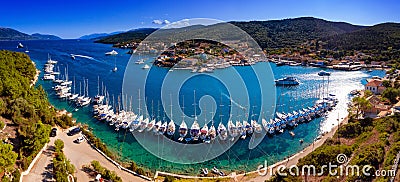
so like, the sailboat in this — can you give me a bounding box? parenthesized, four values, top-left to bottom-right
(153, 121, 161, 134)
(138, 117, 148, 132)
(158, 121, 167, 135)
(217, 122, 228, 140)
(147, 119, 155, 132)
(228, 120, 238, 138)
(237, 120, 246, 139)
(190, 91, 200, 140)
(251, 119, 262, 134)
(179, 120, 188, 140)
(199, 103, 209, 141)
(17, 42, 24, 48)
(261, 118, 269, 133)
(178, 96, 188, 141)
(68, 76, 79, 100)
(93, 76, 105, 104)
(25, 46, 29, 53)
(243, 120, 253, 135)
(199, 123, 208, 140)
(206, 122, 216, 143)
(167, 95, 175, 136)
(167, 120, 175, 136)
(190, 120, 200, 141)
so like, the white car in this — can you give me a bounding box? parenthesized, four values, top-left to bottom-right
(74, 136, 85, 144)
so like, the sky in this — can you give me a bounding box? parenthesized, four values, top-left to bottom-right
(1, 0, 399, 39)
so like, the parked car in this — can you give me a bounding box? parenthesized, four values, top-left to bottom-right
(50, 128, 57, 137)
(67, 127, 81, 136)
(74, 136, 85, 144)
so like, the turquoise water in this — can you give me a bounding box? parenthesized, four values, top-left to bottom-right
(0, 40, 386, 175)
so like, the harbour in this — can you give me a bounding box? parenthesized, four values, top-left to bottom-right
(0, 39, 386, 175)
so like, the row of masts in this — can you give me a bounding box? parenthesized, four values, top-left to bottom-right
(92, 86, 338, 143)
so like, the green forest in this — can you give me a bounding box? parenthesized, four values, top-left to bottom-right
(0, 50, 73, 181)
(96, 17, 400, 62)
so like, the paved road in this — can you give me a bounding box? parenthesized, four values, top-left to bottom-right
(22, 135, 57, 182)
(23, 127, 147, 182)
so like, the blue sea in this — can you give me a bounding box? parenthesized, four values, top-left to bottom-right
(0, 40, 385, 175)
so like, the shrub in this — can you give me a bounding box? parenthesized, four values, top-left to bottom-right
(54, 139, 64, 153)
(164, 176, 175, 182)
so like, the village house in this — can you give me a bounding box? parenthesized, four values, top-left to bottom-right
(365, 79, 386, 94)
(366, 95, 391, 117)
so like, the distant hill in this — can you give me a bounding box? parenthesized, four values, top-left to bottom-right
(95, 28, 157, 44)
(0, 27, 32, 40)
(94, 17, 400, 51)
(230, 17, 365, 48)
(79, 31, 124, 40)
(0, 27, 62, 40)
(322, 23, 400, 50)
(31, 33, 62, 40)
(95, 17, 366, 49)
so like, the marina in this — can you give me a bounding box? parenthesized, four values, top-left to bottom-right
(1, 39, 386, 175)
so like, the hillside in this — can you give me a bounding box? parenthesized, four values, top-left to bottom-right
(95, 17, 365, 49)
(230, 17, 364, 48)
(322, 23, 400, 50)
(95, 28, 157, 44)
(0, 27, 61, 40)
(0, 27, 32, 40)
(79, 31, 124, 40)
(0, 50, 74, 181)
(31, 33, 62, 40)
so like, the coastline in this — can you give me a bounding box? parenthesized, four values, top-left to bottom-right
(30, 61, 40, 87)
(152, 115, 349, 181)
(246, 115, 349, 181)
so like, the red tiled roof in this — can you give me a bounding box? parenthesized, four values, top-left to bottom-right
(366, 80, 382, 87)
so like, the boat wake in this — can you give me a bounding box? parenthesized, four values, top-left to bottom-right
(71, 54, 100, 62)
(222, 93, 246, 110)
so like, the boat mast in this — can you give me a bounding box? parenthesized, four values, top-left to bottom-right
(170, 93, 173, 121)
(97, 76, 100, 96)
(86, 79, 89, 97)
(73, 76, 76, 94)
(219, 94, 224, 124)
(138, 89, 141, 116)
(181, 95, 185, 122)
(193, 90, 198, 122)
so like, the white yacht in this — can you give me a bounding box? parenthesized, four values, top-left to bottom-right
(179, 120, 188, 140)
(167, 120, 175, 136)
(275, 77, 299, 86)
(228, 120, 238, 138)
(199, 123, 208, 140)
(147, 119, 155, 132)
(190, 120, 200, 140)
(158, 121, 167, 135)
(142, 64, 150, 69)
(206, 122, 216, 143)
(105, 50, 118, 56)
(217, 122, 228, 140)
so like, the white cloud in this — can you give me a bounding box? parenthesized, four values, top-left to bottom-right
(152, 19, 171, 25)
(152, 20, 163, 25)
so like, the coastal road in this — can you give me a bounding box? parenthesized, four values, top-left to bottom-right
(23, 127, 147, 182)
(22, 133, 57, 182)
